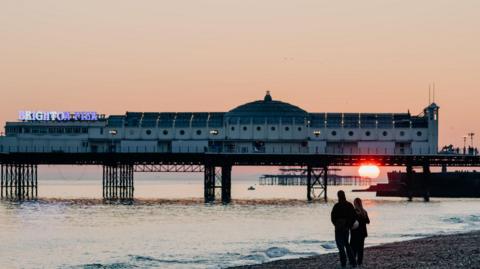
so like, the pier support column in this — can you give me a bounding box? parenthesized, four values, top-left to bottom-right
(406, 165, 414, 202)
(102, 164, 134, 201)
(307, 166, 328, 202)
(204, 165, 216, 203)
(0, 164, 37, 200)
(323, 166, 328, 202)
(204, 164, 233, 204)
(221, 165, 232, 204)
(307, 166, 312, 201)
(422, 164, 431, 202)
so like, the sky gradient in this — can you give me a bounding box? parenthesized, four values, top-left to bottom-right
(1, 0, 479, 148)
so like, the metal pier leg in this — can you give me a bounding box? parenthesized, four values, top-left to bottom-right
(0, 163, 36, 200)
(204, 165, 215, 203)
(1, 164, 4, 199)
(406, 165, 414, 202)
(307, 166, 312, 201)
(102, 166, 106, 199)
(221, 165, 232, 204)
(34, 164, 38, 199)
(422, 164, 431, 202)
(102, 164, 135, 201)
(323, 166, 328, 202)
(128, 165, 135, 199)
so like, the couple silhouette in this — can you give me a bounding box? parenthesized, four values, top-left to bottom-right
(331, 190, 370, 268)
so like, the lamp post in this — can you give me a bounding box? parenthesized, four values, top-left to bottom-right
(468, 133, 475, 148)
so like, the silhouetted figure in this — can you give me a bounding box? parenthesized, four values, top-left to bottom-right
(331, 190, 357, 268)
(350, 198, 370, 267)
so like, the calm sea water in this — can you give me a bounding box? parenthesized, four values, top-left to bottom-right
(1, 167, 479, 269)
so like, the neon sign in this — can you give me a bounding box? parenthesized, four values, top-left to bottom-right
(18, 111, 99, 121)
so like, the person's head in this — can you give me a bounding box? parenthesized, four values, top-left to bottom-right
(337, 190, 346, 202)
(354, 198, 363, 210)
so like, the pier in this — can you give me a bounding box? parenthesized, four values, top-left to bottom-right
(1, 93, 479, 203)
(259, 168, 372, 186)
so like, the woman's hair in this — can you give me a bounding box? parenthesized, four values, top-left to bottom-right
(354, 198, 367, 218)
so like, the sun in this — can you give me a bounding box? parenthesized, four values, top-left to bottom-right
(358, 165, 381, 179)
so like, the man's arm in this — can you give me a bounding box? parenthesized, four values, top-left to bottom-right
(331, 204, 337, 225)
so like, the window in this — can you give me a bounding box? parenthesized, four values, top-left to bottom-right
(146, 129, 152, 135)
(231, 126, 235, 131)
(365, 131, 371, 137)
(331, 131, 337, 136)
(256, 126, 261, 131)
(196, 130, 202, 135)
(417, 131, 423, 137)
(271, 126, 276, 131)
(163, 130, 169, 135)
(400, 131, 405, 137)
(285, 126, 290, 131)
(179, 130, 185, 135)
(243, 126, 248, 131)
(348, 131, 354, 136)
(298, 127, 302, 131)
(382, 131, 388, 137)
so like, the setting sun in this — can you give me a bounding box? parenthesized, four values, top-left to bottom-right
(358, 165, 381, 179)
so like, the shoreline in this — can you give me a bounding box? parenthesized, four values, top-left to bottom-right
(230, 230, 480, 269)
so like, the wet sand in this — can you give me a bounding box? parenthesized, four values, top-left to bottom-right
(230, 231, 480, 269)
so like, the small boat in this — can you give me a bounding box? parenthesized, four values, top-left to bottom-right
(248, 186, 256, 191)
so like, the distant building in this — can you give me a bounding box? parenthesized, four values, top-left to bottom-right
(0, 92, 439, 155)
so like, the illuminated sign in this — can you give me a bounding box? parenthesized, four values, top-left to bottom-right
(19, 111, 99, 121)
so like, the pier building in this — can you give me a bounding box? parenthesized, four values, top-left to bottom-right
(0, 92, 439, 156)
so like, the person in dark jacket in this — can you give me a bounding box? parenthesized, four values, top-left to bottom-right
(350, 198, 370, 266)
(331, 190, 357, 268)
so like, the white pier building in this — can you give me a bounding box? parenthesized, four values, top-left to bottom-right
(0, 92, 439, 155)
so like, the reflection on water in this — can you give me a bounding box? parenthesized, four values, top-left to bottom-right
(0, 179, 479, 269)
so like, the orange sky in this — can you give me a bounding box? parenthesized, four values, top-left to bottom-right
(1, 0, 479, 148)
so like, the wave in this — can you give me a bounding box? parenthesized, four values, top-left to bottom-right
(70, 262, 134, 269)
(69, 255, 210, 269)
(443, 215, 480, 225)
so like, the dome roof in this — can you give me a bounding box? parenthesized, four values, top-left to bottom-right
(227, 92, 307, 117)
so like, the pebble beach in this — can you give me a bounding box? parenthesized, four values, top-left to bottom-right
(231, 231, 480, 269)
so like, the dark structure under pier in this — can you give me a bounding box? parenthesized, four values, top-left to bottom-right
(1, 152, 480, 203)
(1, 163, 38, 200)
(102, 164, 134, 201)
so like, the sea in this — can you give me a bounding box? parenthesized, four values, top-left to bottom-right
(1, 166, 479, 269)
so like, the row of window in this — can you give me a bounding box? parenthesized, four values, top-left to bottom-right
(136, 127, 304, 136)
(327, 130, 423, 137)
(6, 126, 88, 135)
(232, 126, 303, 132)
(132, 128, 424, 137)
(5, 126, 424, 138)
